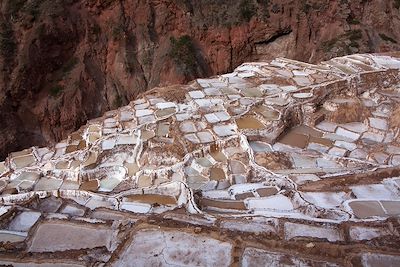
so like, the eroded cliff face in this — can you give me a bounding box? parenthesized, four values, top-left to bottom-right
(0, 0, 400, 159)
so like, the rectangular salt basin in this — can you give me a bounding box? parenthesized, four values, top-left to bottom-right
(302, 192, 350, 209)
(113, 229, 233, 267)
(8, 211, 41, 232)
(361, 253, 400, 267)
(138, 115, 155, 125)
(340, 122, 368, 133)
(215, 111, 231, 122)
(34, 177, 63, 191)
(28, 221, 115, 252)
(369, 117, 388, 130)
(351, 184, 399, 200)
(335, 127, 360, 141)
(220, 218, 278, 234)
(205, 113, 220, 123)
(12, 154, 36, 169)
(135, 109, 153, 117)
(284, 222, 344, 242)
(362, 132, 385, 143)
(213, 124, 237, 137)
(116, 135, 137, 145)
(10, 149, 33, 158)
(197, 131, 215, 143)
(102, 138, 116, 150)
(348, 200, 386, 219)
(188, 90, 205, 99)
(245, 195, 293, 211)
(120, 202, 152, 213)
(242, 247, 340, 267)
(120, 110, 135, 121)
(349, 226, 390, 241)
(0, 230, 27, 243)
(155, 102, 176, 109)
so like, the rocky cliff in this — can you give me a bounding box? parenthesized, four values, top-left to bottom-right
(1, 0, 400, 159)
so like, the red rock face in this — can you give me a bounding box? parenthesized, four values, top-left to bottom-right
(0, 0, 400, 159)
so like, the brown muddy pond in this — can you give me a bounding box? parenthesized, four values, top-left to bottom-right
(141, 130, 155, 141)
(80, 180, 99, 192)
(65, 145, 78, 154)
(137, 175, 152, 187)
(55, 161, 69, 170)
(200, 198, 246, 210)
(236, 116, 265, 130)
(125, 162, 139, 176)
(88, 133, 101, 143)
(279, 132, 308, 149)
(256, 187, 278, 197)
(124, 194, 177, 205)
(69, 132, 82, 142)
(210, 167, 226, 181)
(78, 140, 86, 150)
(279, 125, 332, 149)
(235, 192, 255, 200)
(210, 151, 227, 163)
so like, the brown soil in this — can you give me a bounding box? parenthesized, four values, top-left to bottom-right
(390, 106, 400, 129)
(327, 100, 371, 123)
(255, 152, 293, 170)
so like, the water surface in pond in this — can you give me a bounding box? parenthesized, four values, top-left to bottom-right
(125, 194, 177, 205)
(236, 116, 265, 130)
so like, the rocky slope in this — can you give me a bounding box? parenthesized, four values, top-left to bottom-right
(1, 0, 400, 159)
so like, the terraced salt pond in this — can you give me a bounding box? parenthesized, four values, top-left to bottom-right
(210, 150, 227, 162)
(28, 221, 115, 252)
(0, 230, 27, 243)
(113, 229, 233, 266)
(155, 107, 176, 118)
(124, 194, 177, 205)
(12, 154, 36, 169)
(210, 167, 226, 181)
(236, 116, 265, 129)
(249, 141, 272, 152)
(348, 201, 387, 219)
(200, 198, 247, 210)
(279, 125, 333, 149)
(254, 106, 280, 121)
